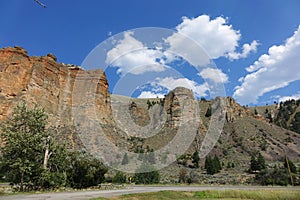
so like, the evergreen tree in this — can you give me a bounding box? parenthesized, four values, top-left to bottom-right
(257, 153, 266, 170)
(284, 157, 297, 173)
(249, 153, 266, 173)
(192, 151, 200, 168)
(250, 155, 258, 172)
(267, 113, 273, 123)
(204, 156, 211, 172)
(213, 155, 222, 172)
(205, 106, 212, 117)
(204, 155, 221, 175)
(265, 108, 269, 114)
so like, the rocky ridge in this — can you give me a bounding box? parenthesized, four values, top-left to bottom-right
(1, 47, 300, 180)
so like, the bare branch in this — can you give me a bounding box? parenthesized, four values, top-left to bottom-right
(34, 0, 47, 8)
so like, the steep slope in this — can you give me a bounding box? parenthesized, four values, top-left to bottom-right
(0, 46, 299, 183)
(0, 46, 121, 149)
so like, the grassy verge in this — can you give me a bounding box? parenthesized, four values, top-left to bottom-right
(91, 189, 300, 200)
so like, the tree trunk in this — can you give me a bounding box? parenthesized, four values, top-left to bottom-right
(285, 155, 294, 186)
(43, 136, 52, 170)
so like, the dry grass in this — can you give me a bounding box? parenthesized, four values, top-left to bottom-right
(91, 189, 300, 200)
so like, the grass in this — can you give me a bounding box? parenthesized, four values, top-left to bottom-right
(91, 189, 300, 200)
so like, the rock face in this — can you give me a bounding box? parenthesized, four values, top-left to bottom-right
(0, 46, 113, 147)
(164, 87, 195, 127)
(224, 97, 253, 123)
(1, 46, 300, 165)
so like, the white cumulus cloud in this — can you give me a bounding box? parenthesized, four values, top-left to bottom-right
(165, 14, 257, 66)
(198, 68, 229, 83)
(278, 92, 300, 103)
(105, 31, 166, 75)
(152, 77, 209, 98)
(233, 25, 300, 105)
(138, 91, 165, 98)
(227, 40, 259, 60)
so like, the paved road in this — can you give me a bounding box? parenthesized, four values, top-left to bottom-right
(1, 185, 300, 200)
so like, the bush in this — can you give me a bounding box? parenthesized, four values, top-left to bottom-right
(249, 153, 266, 173)
(178, 168, 188, 183)
(204, 155, 222, 175)
(66, 151, 107, 188)
(255, 167, 290, 186)
(112, 171, 127, 184)
(133, 163, 160, 184)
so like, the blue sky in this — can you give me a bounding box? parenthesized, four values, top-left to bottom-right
(1, 0, 300, 105)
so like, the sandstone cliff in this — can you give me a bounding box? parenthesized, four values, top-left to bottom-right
(0, 46, 114, 148)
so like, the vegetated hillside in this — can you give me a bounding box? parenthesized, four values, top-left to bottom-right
(248, 99, 300, 134)
(118, 95, 300, 183)
(0, 46, 299, 184)
(274, 99, 300, 134)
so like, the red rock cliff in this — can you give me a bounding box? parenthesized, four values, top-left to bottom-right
(0, 46, 112, 128)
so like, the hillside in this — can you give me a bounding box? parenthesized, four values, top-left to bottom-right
(0, 46, 299, 184)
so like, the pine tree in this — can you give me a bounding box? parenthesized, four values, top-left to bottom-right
(250, 155, 258, 172)
(257, 153, 266, 170)
(204, 155, 221, 175)
(192, 151, 200, 168)
(205, 106, 212, 117)
(213, 155, 222, 172)
(284, 157, 297, 173)
(249, 153, 266, 172)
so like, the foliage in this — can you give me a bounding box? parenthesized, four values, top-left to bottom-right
(204, 155, 222, 175)
(178, 168, 188, 183)
(255, 167, 290, 186)
(133, 163, 160, 184)
(274, 99, 300, 133)
(284, 157, 297, 173)
(192, 151, 199, 168)
(205, 106, 212, 117)
(0, 103, 107, 191)
(66, 151, 107, 188)
(0, 103, 68, 190)
(254, 158, 298, 186)
(147, 100, 160, 109)
(112, 171, 127, 184)
(291, 112, 300, 133)
(249, 153, 266, 173)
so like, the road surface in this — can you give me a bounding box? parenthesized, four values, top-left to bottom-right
(1, 185, 299, 200)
